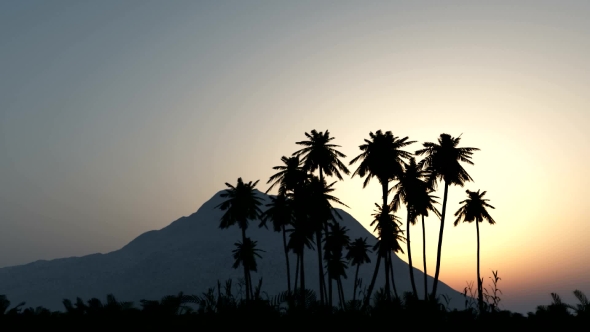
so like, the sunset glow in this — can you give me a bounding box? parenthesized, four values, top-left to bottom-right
(1, 1, 589, 314)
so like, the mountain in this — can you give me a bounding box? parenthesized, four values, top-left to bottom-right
(0, 190, 467, 311)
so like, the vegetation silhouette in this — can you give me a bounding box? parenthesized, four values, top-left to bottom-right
(325, 220, 351, 308)
(4, 128, 588, 329)
(415, 133, 479, 300)
(369, 203, 405, 301)
(3, 286, 588, 329)
(414, 184, 441, 300)
(454, 189, 496, 314)
(260, 193, 294, 293)
(389, 157, 430, 299)
(216, 178, 263, 300)
(349, 130, 415, 303)
(346, 237, 372, 303)
(293, 129, 350, 306)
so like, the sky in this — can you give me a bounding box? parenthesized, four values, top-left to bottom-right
(1, 0, 589, 313)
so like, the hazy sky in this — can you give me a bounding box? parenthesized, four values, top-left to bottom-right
(1, 0, 589, 313)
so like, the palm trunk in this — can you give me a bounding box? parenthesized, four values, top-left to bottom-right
(316, 229, 325, 305)
(248, 269, 254, 300)
(241, 228, 250, 301)
(294, 254, 300, 292)
(476, 220, 484, 314)
(407, 209, 418, 298)
(421, 215, 428, 301)
(389, 251, 399, 299)
(431, 181, 449, 300)
(319, 168, 331, 306)
(300, 246, 306, 293)
(282, 225, 292, 293)
(384, 247, 391, 301)
(353, 264, 360, 302)
(337, 276, 345, 308)
(382, 182, 391, 301)
(326, 228, 333, 307)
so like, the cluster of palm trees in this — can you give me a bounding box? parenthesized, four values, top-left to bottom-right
(215, 130, 496, 313)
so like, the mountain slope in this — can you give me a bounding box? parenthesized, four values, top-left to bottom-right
(0, 190, 466, 311)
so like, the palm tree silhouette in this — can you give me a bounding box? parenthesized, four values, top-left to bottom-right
(215, 178, 263, 300)
(260, 194, 294, 293)
(389, 157, 428, 298)
(286, 213, 314, 294)
(266, 155, 308, 295)
(290, 175, 348, 301)
(349, 130, 414, 303)
(266, 156, 307, 195)
(346, 237, 372, 302)
(325, 220, 351, 308)
(232, 237, 265, 300)
(415, 133, 478, 300)
(293, 129, 350, 305)
(293, 130, 350, 182)
(369, 203, 405, 301)
(454, 189, 495, 314)
(413, 184, 440, 300)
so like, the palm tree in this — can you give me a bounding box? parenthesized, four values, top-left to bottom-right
(369, 203, 405, 301)
(346, 237, 372, 302)
(309, 177, 349, 306)
(454, 189, 495, 314)
(293, 130, 350, 182)
(266, 156, 308, 195)
(349, 130, 414, 303)
(260, 194, 294, 293)
(215, 178, 263, 300)
(415, 133, 478, 300)
(291, 175, 348, 303)
(286, 215, 314, 293)
(325, 221, 351, 308)
(293, 129, 350, 305)
(389, 157, 428, 298)
(232, 237, 265, 300)
(266, 155, 308, 296)
(413, 185, 440, 300)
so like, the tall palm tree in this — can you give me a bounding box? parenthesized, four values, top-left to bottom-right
(260, 194, 294, 293)
(415, 133, 478, 299)
(232, 237, 265, 300)
(266, 155, 308, 296)
(454, 189, 495, 314)
(413, 185, 440, 300)
(389, 157, 428, 298)
(349, 130, 414, 303)
(346, 237, 372, 302)
(293, 129, 350, 305)
(215, 178, 263, 300)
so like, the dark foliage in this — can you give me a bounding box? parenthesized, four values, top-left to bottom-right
(1, 289, 587, 330)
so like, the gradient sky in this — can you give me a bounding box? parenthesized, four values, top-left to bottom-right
(1, 0, 589, 313)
